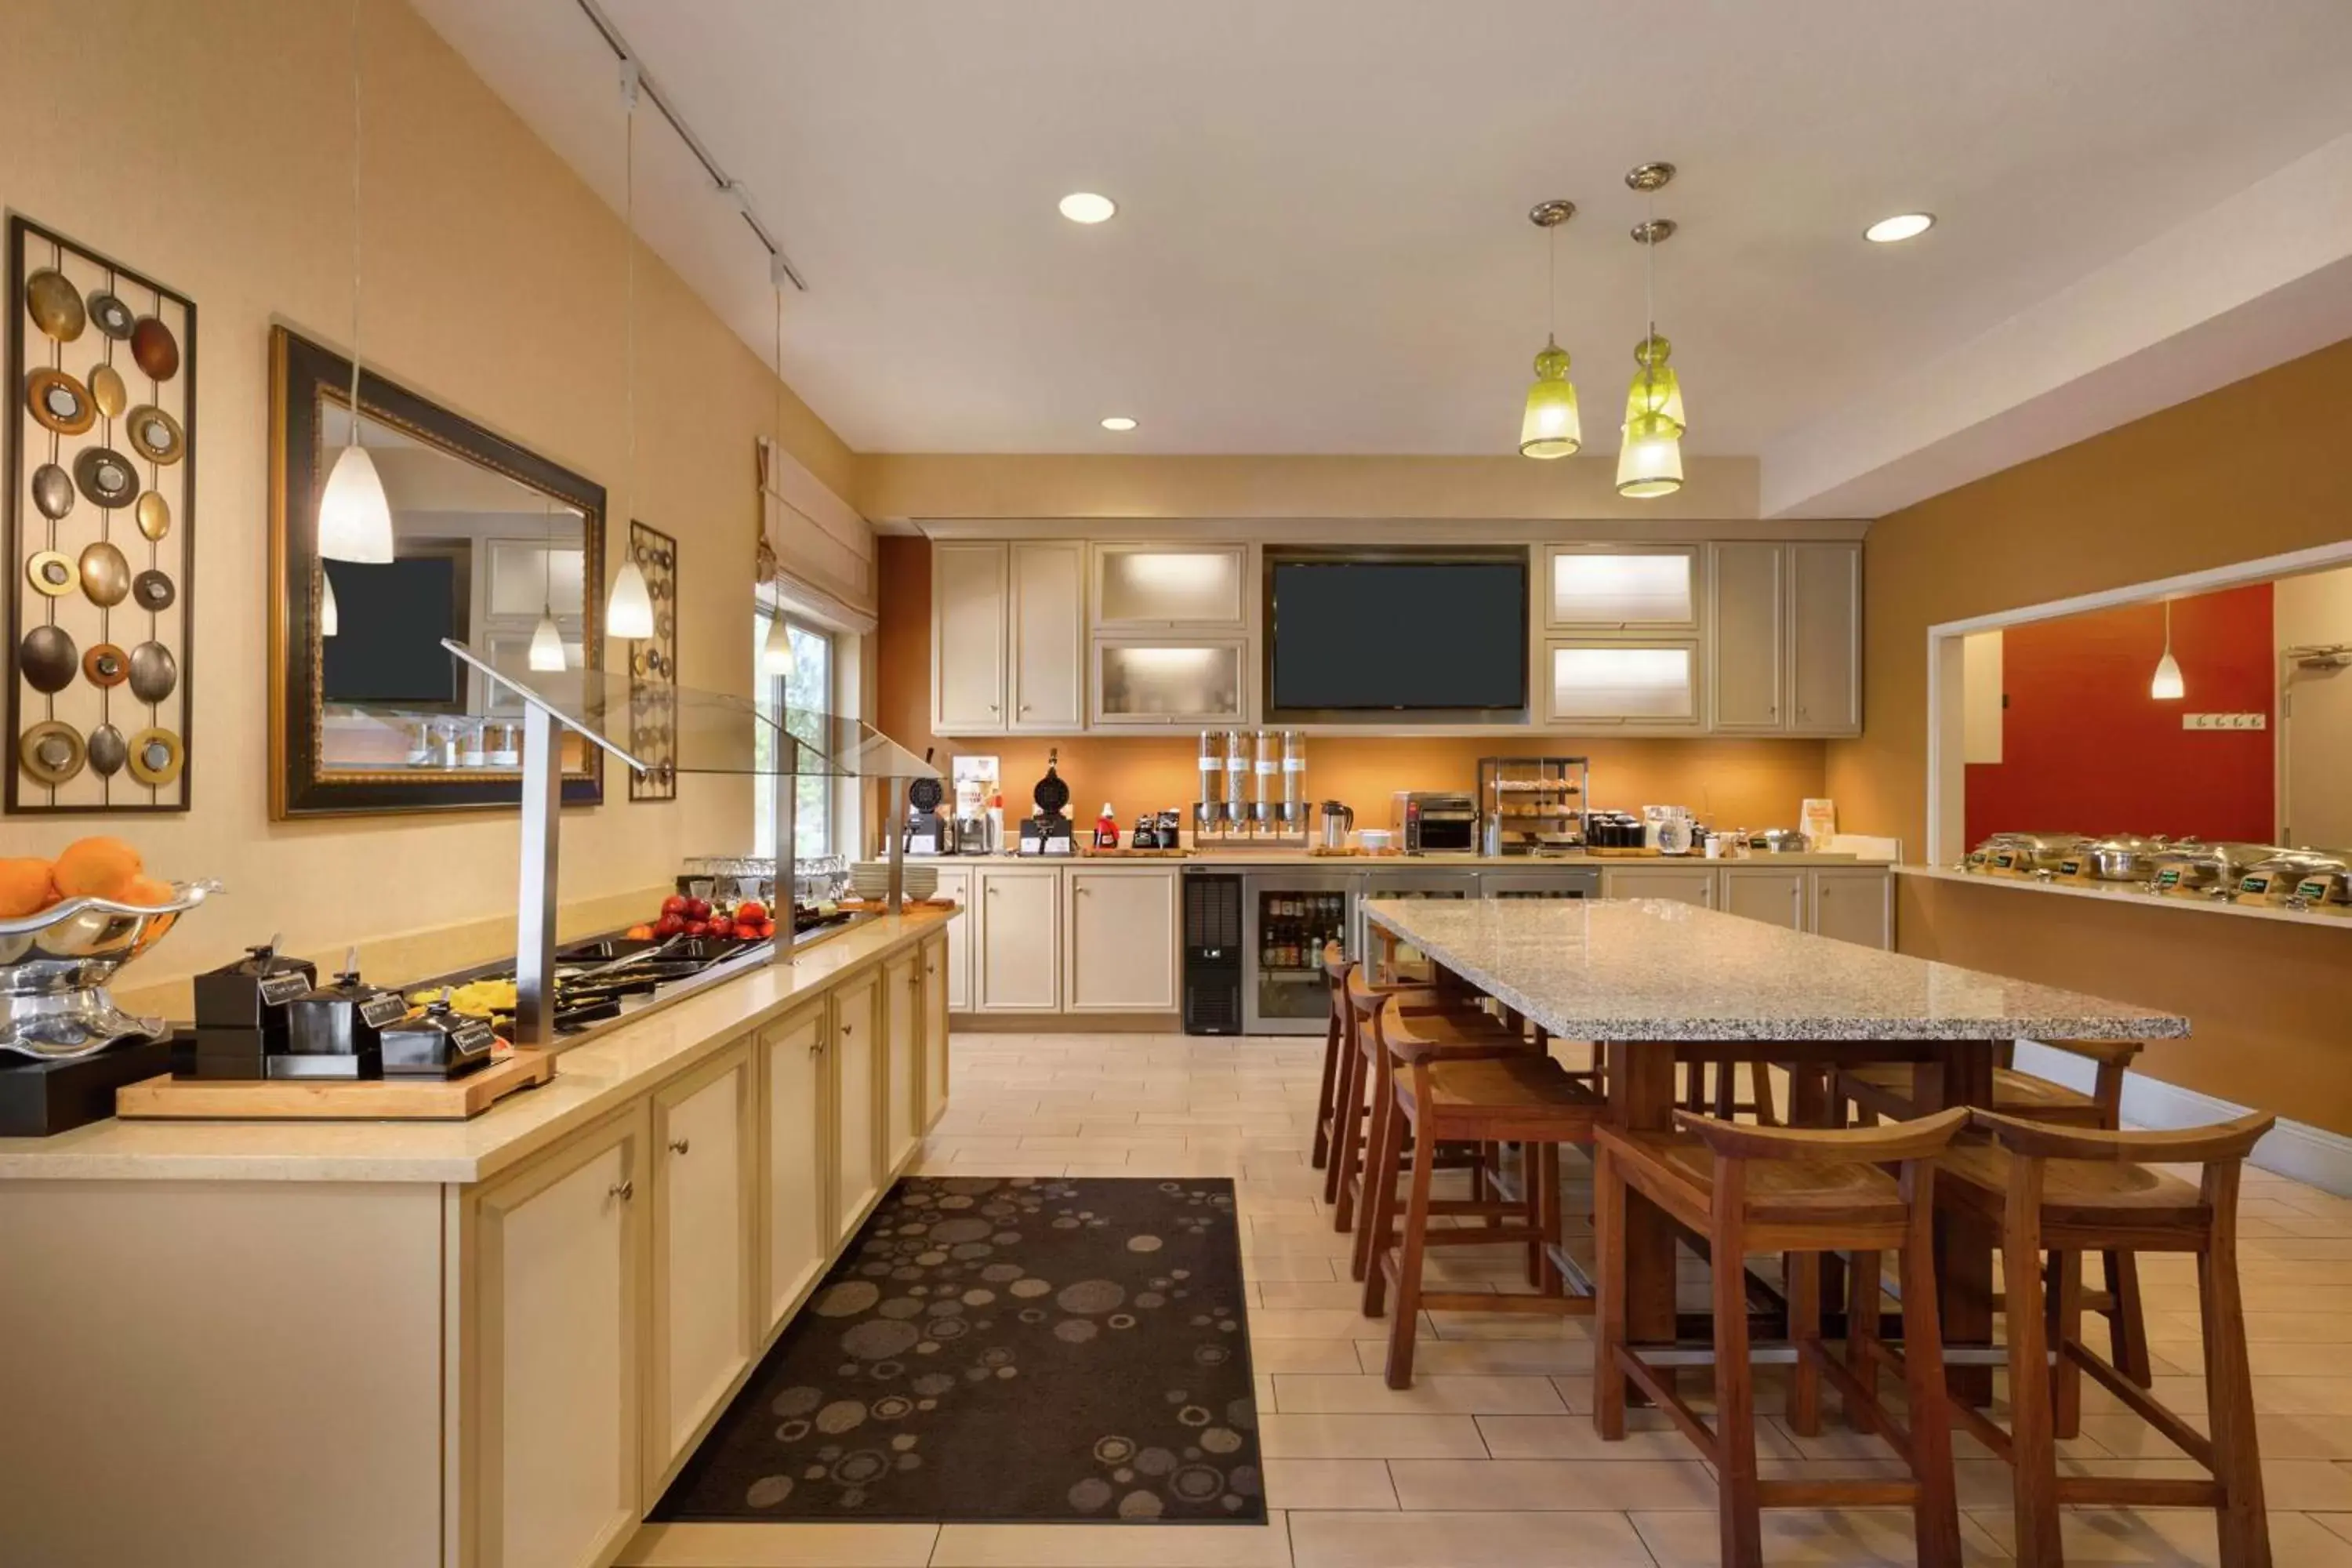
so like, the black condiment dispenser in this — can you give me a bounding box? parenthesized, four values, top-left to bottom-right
(380, 989, 498, 1080)
(275, 947, 400, 1080)
(192, 934, 318, 1047)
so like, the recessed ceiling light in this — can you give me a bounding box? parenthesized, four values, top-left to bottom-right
(1099, 416, 1138, 432)
(1058, 192, 1117, 224)
(1864, 212, 1935, 244)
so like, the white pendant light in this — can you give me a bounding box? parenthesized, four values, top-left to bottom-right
(1617, 163, 1686, 500)
(528, 499, 568, 670)
(605, 59, 652, 641)
(321, 0, 394, 564)
(761, 613, 797, 677)
(1518, 200, 1581, 459)
(2151, 601, 2186, 700)
(320, 570, 339, 637)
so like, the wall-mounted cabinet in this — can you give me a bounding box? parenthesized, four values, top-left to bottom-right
(1091, 638, 1248, 727)
(1707, 540, 1860, 737)
(1093, 544, 1250, 630)
(1010, 543, 1085, 730)
(931, 541, 1086, 734)
(1542, 641, 1700, 728)
(1543, 545, 1701, 632)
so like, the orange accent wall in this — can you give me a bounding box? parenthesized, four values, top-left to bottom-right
(875, 537, 1831, 833)
(1828, 333, 2352, 1134)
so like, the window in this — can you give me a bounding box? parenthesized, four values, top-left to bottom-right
(753, 612, 837, 861)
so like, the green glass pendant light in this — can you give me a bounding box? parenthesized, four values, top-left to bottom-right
(1519, 199, 1581, 459)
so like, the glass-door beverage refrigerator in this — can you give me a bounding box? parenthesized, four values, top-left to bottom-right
(1240, 870, 1354, 1034)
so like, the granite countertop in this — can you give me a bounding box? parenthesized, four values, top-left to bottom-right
(1363, 897, 2187, 1044)
(1898, 862, 2352, 931)
(0, 908, 955, 1185)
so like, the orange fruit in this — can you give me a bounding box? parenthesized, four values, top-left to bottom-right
(122, 876, 179, 907)
(50, 837, 144, 900)
(0, 858, 57, 918)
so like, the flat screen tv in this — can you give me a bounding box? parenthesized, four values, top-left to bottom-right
(321, 557, 463, 705)
(1269, 558, 1527, 711)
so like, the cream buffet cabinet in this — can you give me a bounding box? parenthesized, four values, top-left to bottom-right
(0, 921, 958, 1568)
(930, 862, 1181, 1018)
(1602, 862, 1893, 948)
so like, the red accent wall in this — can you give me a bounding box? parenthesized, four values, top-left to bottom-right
(1965, 583, 2274, 845)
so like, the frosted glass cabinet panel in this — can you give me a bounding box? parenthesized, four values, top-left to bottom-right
(1544, 641, 1699, 726)
(1094, 546, 1248, 629)
(1092, 640, 1247, 725)
(1544, 546, 1698, 630)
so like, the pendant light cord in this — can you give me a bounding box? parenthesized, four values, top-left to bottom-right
(623, 67, 637, 536)
(348, 0, 364, 445)
(1641, 187, 1657, 404)
(1546, 220, 1557, 343)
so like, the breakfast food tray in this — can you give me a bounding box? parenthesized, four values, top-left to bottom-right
(115, 1047, 552, 1120)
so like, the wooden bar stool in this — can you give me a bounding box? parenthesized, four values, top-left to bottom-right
(1929, 1108, 2275, 1568)
(1340, 968, 1529, 1280)
(1595, 1106, 1969, 1568)
(1836, 1038, 2154, 1385)
(1318, 945, 1504, 1220)
(1359, 996, 1602, 1386)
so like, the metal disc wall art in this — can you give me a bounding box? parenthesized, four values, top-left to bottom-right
(7, 215, 196, 813)
(626, 517, 679, 802)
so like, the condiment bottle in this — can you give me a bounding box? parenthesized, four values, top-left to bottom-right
(1094, 802, 1120, 850)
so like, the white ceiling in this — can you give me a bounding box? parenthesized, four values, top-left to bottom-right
(414, 0, 2352, 514)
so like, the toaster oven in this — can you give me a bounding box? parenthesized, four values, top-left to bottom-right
(1392, 791, 1479, 855)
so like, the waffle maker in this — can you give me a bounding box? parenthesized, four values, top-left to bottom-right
(1018, 749, 1076, 856)
(904, 752, 949, 855)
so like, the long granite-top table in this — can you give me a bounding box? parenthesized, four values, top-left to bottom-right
(1360, 896, 2190, 1398)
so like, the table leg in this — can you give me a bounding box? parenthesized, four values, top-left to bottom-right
(1608, 1042, 1679, 1404)
(1931, 1041, 1997, 1405)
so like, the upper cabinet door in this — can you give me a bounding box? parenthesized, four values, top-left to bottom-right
(1009, 543, 1084, 731)
(933, 542, 1008, 734)
(1093, 545, 1249, 630)
(1092, 639, 1248, 727)
(1789, 543, 1861, 735)
(1542, 640, 1700, 728)
(1709, 543, 1785, 732)
(1544, 545, 1700, 632)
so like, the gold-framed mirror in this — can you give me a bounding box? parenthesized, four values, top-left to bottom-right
(267, 326, 607, 817)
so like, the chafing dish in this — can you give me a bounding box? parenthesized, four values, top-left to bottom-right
(2064, 833, 2178, 882)
(0, 880, 222, 1059)
(2148, 842, 2281, 898)
(2235, 851, 2350, 908)
(1971, 832, 2092, 875)
(1747, 828, 1810, 855)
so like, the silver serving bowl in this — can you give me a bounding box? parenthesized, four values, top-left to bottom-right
(0, 880, 221, 1059)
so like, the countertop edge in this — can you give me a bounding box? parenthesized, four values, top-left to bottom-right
(1896, 864, 2352, 931)
(0, 910, 955, 1185)
(922, 852, 1894, 869)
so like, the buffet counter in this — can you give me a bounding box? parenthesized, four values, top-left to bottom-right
(0, 906, 956, 1568)
(1897, 862, 2352, 932)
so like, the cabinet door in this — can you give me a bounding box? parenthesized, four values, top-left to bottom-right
(1544, 545, 1699, 631)
(1789, 543, 1860, 735)
(474, 1105, 646, 1568)
(831, 971, 883, 1242)
(1094, 544, 1249, 629)
(884, 952, 922, 1171)
(1601, 865, 1715, 908)
(1811, 869, 1893, 949)
(1092, 639, 1248, 726)
(975, 868, 1062, 1011)
(933, 542, 1007, 733)
(1010, 542, 1084, 731)
(1544, 641, 1700, 728)
(1710, 543, 1785, 731)
(648, 1044, 755, 1489)
(1063, 869, 1178, 1011)
(921, 932, 951, 1125)
(760, 1004, 829, 1334)
(933, 868, 974, 1013)
(1719, 866, 1806, 929)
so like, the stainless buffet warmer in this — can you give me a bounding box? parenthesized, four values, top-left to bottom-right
(321, 643, 939, 1047)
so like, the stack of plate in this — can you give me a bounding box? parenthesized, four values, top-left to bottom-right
(850, 862, 938, 902)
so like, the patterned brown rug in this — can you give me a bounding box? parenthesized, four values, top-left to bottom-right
(652, 1175, 1263, 1524)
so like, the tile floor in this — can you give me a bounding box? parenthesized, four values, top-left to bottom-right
(618, 1033, 2352, 1567)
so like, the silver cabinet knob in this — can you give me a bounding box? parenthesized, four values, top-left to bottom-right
(808, 1040, 823, 1058)
(608, 1179, 634, 1202)
(669, 1138, 690, 1156)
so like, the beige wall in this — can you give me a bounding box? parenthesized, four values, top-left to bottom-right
(0, 0, 849, 990)
(873, 537, 1829, 840)
(1833, 334, 2352, 1131)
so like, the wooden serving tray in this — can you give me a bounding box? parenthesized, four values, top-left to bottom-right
(1306, 846, 1404, 858)
(1077, 847, 1192, 858)
(1584, 846, 1663, 858)
(116, 1048, 554, 1122)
